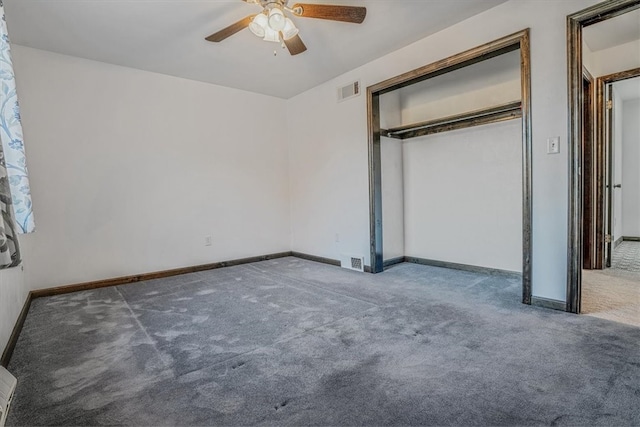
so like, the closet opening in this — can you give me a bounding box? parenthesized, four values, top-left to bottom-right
(367, 29, 532, 305)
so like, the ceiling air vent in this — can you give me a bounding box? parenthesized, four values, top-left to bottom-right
(337, 81, 360, 102)
(341, 254, 365, 273)
(0, 366, 17, 427)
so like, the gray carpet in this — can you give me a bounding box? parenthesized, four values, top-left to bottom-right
(7, 257, 640, 426)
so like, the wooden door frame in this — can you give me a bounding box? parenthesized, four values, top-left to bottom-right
(582, 68, 596, 270)
(566, 0, 640, 314)
(600, 69, 640, 266)
(366, 29, 533, 305)
(605, 82, 614, 268)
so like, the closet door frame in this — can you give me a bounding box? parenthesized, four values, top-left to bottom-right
(366, 29, 533, 305)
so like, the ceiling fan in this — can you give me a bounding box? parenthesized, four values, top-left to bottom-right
(205, 1, 367, 56)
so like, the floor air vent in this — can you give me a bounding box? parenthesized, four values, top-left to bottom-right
(0, 366, 16, 427)
(341, 255, 365, 272)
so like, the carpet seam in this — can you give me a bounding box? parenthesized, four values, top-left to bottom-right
(114, 280, 210, 308)
(113, 286, 170, 368)
(242, 262, 383, 307)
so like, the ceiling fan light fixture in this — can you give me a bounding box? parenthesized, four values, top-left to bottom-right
(263, 26, 281, 43)
(281, 18, 299, 40)
(249, 13, 268, 37)
(268, 7, 286, 31)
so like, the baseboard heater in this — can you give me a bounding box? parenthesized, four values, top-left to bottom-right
(0, 366, 16, 427)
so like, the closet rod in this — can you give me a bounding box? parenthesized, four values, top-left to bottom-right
(381, 100, 522, 140)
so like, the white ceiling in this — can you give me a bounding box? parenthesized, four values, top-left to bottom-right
(583, 7, 640, 52)
(4, 0, 507, 99)
(613, 76, 640, 102)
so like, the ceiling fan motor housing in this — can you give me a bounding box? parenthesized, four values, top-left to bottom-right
(261, 0, 288, 9)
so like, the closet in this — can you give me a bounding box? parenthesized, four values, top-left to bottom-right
(367, 30, 532, 302)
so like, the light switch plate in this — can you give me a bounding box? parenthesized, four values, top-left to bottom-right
(547, 137, 560, 154)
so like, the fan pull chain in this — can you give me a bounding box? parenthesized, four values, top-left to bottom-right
(274, 39, 286, 56)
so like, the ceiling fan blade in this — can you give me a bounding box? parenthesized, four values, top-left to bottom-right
(205, 15, 255, 42)
(282, 34, 307, 56)
(291, 3, 366, 23)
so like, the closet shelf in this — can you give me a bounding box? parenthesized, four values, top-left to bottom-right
(381, 100, 522, 140)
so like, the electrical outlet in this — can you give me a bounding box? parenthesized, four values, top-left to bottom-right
(204, 235, 212, 246)
(547, 137, 560, 154)
(335, 233, 340, 243)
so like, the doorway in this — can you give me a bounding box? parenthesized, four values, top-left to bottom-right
(567, 0, 640, 321)
(582, 73, 640, 327)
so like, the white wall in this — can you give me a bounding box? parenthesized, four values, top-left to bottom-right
(12, 46, 291, 291)
(381, 137, 404, 261)
(287, 77, 370, 262)
(398, 50, 522, 272)
(612, 88, 623, 242)
(403, 120, 522, 272)
(582, 40, 597, 77)
(380, 91, 404, 261)
(399, 50, 521, 124)
(582, 38, 640, 78)
(0, 266, 27, 358)
(592, 40, 640, 77)
(288, 0, 599, 302)
(622, 98, 640, 237)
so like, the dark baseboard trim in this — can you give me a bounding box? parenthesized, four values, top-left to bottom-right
(531, 296, 566, 312)
(290, 252, 341, 267)
(33, 250, 375, 299)
(31, 250, 359, 300)
(383, 257, 405, 268)
(404, 256, 522, 278)
(1, 291, 33, 368)
(614, 237, 624, 248)
(623, 236, 640, 242)
(31, 252, 292, 299)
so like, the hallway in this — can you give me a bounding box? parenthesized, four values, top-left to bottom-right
(612, 241, 640, 273)
(583, 242, 640, 327)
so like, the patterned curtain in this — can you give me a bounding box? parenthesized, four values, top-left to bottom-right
(0, 148, 19, 267)
(0, 1, 33, 267)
